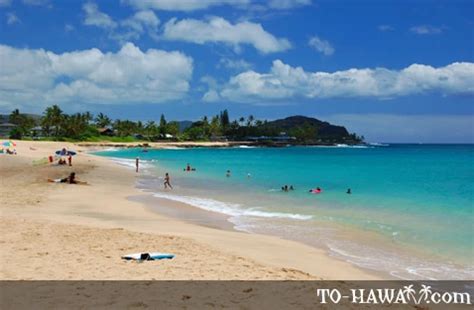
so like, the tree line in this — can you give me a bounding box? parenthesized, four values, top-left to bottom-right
(7, 105, 363, 143)
(7, 106, 262, 141)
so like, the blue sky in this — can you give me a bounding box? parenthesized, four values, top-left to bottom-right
(0, 0, 473, 142)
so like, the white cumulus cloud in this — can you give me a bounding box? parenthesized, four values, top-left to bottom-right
(202, 89, 221, 102)
(268, 0, 311, 9)
(162, 16, 291, 54)
(124, 0, 310, 11)
(121, 10, 160, 32)
(0, 43, 193, 110)
(124, 0, 249, 11)
(118, 10, 160, 41)
(83, 2, 117, 29)
(219, 60, 474, 103)
(218, 57, 253, 71)
(83, 3, 160, 42)
(308, 36, 334, 56)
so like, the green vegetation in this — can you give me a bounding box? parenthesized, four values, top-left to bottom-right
(5, 106, 363, 144)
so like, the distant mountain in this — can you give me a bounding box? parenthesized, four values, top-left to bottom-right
(256, 115, 358, 143)
(262, 115, 349, 137)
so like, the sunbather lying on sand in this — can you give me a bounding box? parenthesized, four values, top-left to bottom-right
(48, 172, 88, 185)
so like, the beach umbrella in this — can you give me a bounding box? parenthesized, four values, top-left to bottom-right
(55, 149, 77, 156)
(2, 141, 16, 148)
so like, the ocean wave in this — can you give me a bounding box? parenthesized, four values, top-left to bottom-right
(235, 145, 257, 149)
(109, 157, 153, 170)
(161, 146, 187, 150)
(368, 142, 390, 147)
(152, 192, 312, 220)
(309, 144, 372, 149)
(327, 240, 474, 280)
(336, 144, 373, 149)
(100, 147, 121, 152)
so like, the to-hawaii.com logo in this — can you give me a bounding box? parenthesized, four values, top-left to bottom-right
(317, 284, 471, 305)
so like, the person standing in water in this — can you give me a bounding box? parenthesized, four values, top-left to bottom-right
(226, 170, 231, 177)
(346, 188, 351, 194)
(135, 157, 139, 173)
(164, 172, 173, 189)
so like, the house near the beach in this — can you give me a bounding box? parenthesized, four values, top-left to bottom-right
(98, 127, 114, 136)
(30, 126, 44, 137)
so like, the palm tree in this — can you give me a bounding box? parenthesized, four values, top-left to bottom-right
(95, 112, 111, 128)
(9, 108, 35, 138)
(42, 105, 63, 137)
(239, 117, 245, 126)
(219, 110, 229, 131)
(83, 111, 93, 124)
(159, 114, 167, 136)
(247, 115, 254, 127)
(9, 109, 21, 124)
(210, 115, 221, 136)
(145, 120, 157, 140)
(136, 121, 144, 135)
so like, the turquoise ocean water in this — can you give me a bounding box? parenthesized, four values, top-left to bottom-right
(95, 144, 474, 279)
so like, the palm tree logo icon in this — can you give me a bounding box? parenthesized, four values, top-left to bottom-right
(403, 284, 417, 303)
(417, 284, 433, 304)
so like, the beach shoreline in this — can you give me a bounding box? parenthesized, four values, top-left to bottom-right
(0, 140, 382, 280)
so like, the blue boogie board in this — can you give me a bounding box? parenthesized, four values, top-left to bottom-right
(121, 252, 175, 261)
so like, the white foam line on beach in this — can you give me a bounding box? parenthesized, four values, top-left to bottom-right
(161, 146, 187, 150)
(108, 157, 153, 170)
(235, 145, 258, 149)
(152, 192, 312, 221)
(100, 147, 121, 152)
(327, 241, 474, 280)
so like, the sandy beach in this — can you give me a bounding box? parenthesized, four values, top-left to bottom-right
(0, 140, 379, 280)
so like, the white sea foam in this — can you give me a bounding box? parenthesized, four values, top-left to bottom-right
(109, 157, 153, 170)
(368, 142, 390, 147)
(161, 146, 186, 150)
(100, 147, 121, 152)
(152, 192, 312, 221)
(236, 145, 257, 148)
(327, 240, 474, 280)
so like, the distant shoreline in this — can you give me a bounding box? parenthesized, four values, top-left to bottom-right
(75, 140, 365, 149)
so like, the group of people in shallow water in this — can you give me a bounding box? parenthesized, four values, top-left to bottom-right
(280, 186, 351, 194)
(135, 157, 353, 194)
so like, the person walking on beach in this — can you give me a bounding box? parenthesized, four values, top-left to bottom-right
(68, 155, 72, 166)
(135, 157, 139, 173)
(164, 172, 173, 189)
